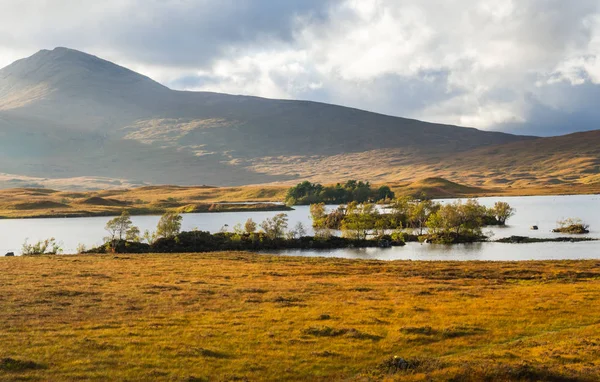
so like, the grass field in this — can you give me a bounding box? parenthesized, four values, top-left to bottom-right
(2, 253, 600, 381)
(0, 186, 290, 218)
(1, 177, 599, 219)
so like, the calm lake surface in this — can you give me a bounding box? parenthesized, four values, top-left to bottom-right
(1, 194, 599, 260)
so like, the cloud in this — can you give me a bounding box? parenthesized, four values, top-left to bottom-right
(0, 0, 333, 67)
(2, 0, 600, 135)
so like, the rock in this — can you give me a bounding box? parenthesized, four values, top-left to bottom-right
(379, 356, 411, 373)
(5, 252, 15, 257)
(530, 225, 539, 230)
(378, 239, 391, 248)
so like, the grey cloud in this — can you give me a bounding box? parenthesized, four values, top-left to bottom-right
(1, 0, 334, 67)
(500, 82, 600, 136)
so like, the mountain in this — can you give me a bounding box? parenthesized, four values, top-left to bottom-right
(1, 47, 589, 190)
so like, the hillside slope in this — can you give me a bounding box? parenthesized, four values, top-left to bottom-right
(246, 130, 600, 188)
(0, 47, 532, 188)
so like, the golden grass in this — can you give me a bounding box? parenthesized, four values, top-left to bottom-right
(1, 253, 600, 381)
(1, 177, 599, 219)
(0, 186, 290, 218)
(246, 130, 600, 190)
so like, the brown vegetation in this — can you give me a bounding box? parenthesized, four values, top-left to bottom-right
(1, 175, 599, 219)
(0, 186, 291, 218)
(1, 254, 600, 381)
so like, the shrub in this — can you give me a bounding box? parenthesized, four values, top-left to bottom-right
(553, 218, 590, 234)
(260, 213, 288, 239)
(22, 238, 62, 255)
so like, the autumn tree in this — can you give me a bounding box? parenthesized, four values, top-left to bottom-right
(409, 199, 437, 235)
(260, 213, 289, 239)
(490, 201, 516, 225)
(341, 202, 378, 240)
(244, 218, 257, 234)
(104, 211, 140, 250)
(156, 211, 183, 239)
(310, 203, 332, 238)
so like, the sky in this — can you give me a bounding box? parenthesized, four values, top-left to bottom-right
(1, 0, 600, 136)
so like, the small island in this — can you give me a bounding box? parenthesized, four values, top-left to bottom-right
(552, 218, 590, 234)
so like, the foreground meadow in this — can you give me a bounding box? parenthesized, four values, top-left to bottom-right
(1, 254, 600, 381)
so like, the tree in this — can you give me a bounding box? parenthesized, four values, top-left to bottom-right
(491, 202, 516, 225)
(341, 202, 377, 240)
(352, 181, 372, 203)
(426, 199, 485, 239)
(244, 218, 257, 234)
(389, 196, 412, 228)
(105, 211, 139, 247)
(376, 185, 395, 201)
(143, 229, 156, 244)
(324, 206, 346, 230)
(285, 181, 323, 205)
(232, 223, 244, 235)
(409, 199, 437, 235)
(286, 179, 394, 205)
(373, 218, 387, 238)
(156, 211, 183, 239)
(426, 204, 459, 235)
(287, 222, 307, 239)
(126, 226, 141, 242)
(310, 203, 332, 238)
(104, 211, 141, 253)
(459, 199, 486, 234)
(260, 213, 289, 239)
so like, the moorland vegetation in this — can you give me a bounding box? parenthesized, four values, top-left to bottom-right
(2, 254, 600, 381)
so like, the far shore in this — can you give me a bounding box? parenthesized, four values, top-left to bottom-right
(0, 179, 598, 219)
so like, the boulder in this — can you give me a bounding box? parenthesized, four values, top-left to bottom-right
(378, 239, 392, 248)
(5, 252, 15, 257)
(379, 356, 412, 373)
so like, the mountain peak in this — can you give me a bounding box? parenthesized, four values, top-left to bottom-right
(0, 47, 170, 126)
(0, 46, 168, 92)
(38, 46, 85, 55)
(32, 47, 106, 63)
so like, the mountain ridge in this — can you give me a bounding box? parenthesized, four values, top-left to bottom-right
(0, 47, 595, 190)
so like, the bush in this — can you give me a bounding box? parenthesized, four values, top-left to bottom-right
(553, 218, 590, 234)
(22, 238, 62, 255)
(87, 230, 406, 254)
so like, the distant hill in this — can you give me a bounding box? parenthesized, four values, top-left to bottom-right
(394, 177, 489, 199)
(0, 47, 535, 189)
(425, 130, 600, 187)
(244, 130, 600, 189)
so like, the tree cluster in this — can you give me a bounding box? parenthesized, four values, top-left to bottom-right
(103, 210, 184, 252)
(285, 180, 395, 205)
(90, 211, 401, 254)
(310, 199, 516, 244)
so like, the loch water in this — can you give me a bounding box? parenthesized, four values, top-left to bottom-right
(1, 194, 599, 260)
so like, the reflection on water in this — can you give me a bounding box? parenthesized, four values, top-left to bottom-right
(273, 241, 600, 261)
(0, 194, 599, 260)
